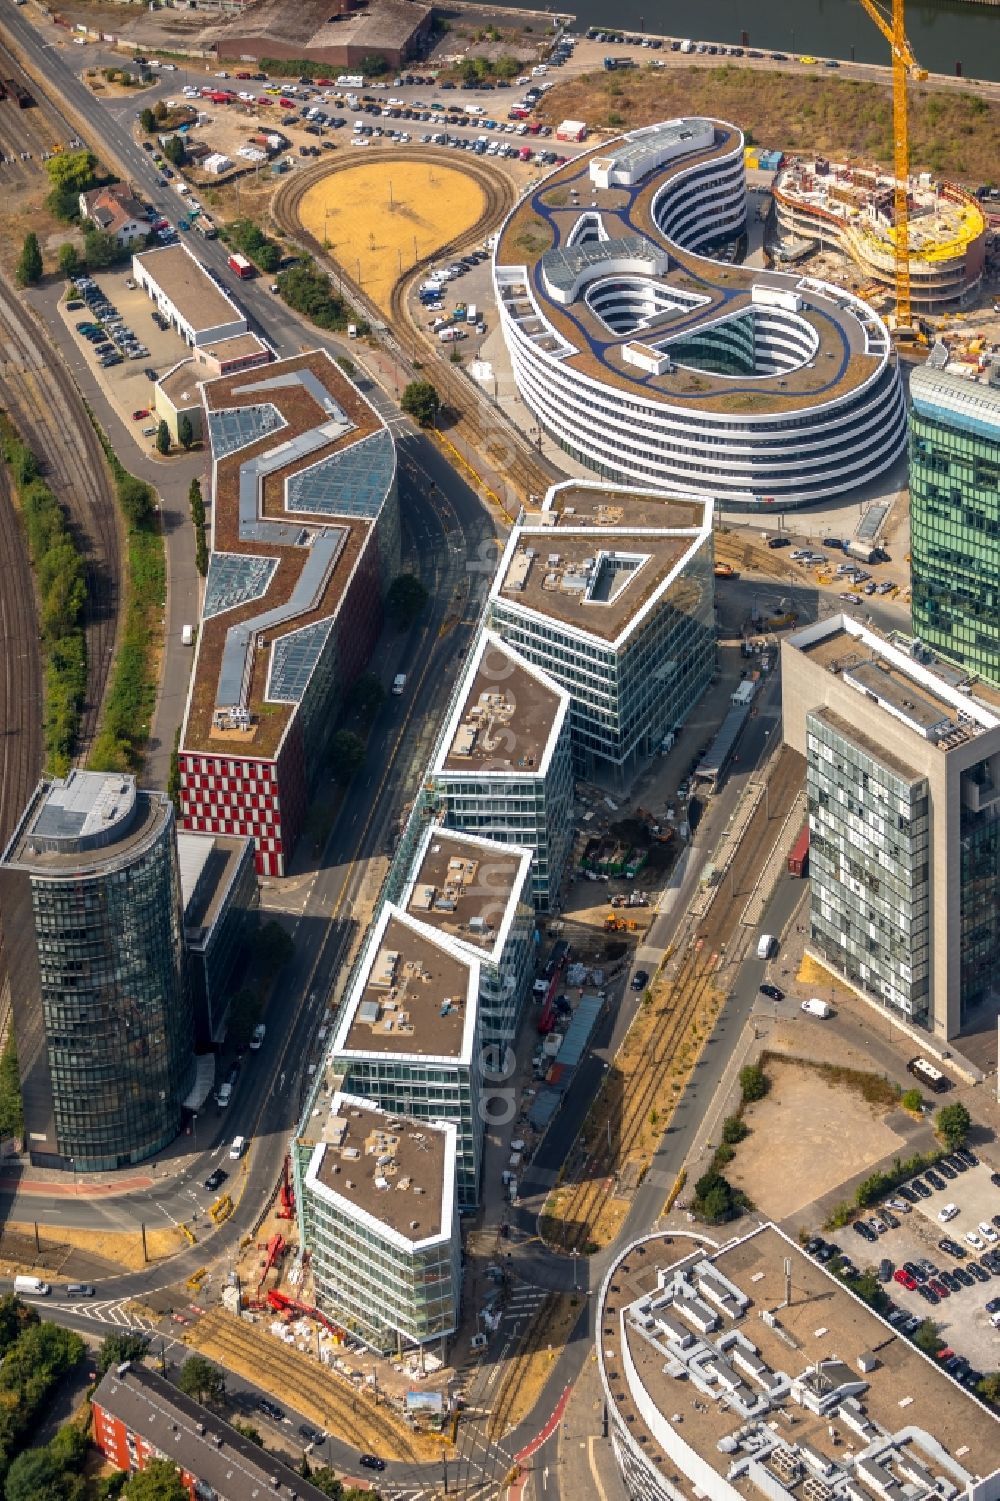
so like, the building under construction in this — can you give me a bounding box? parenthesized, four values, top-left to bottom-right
(772, 157, 986, 313)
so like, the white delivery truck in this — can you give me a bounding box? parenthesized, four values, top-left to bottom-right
(756, 933, 777, 959)
(731, 679, 756, 707)
(392, 673, 407, 695)
(466, 303, 478, 324)
(14, 1275, 50, 1296)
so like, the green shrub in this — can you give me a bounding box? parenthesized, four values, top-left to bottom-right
(739, 1063, 768, 1103)
(721, 1116, 748, 1145)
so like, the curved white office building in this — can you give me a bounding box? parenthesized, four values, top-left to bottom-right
(494, 119, 907, 509)
(598, 1225, 1000, 1501)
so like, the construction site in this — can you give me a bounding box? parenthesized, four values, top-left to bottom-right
(771, 157, 987, 313)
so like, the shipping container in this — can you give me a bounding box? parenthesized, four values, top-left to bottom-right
(787, 823, 810, 878)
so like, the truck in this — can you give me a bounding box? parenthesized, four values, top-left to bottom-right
(787, 822, 810, 878)
(14, 1275, 50, 1296)
(227, 252, 254, 279)
(392, 673, 406, 695)
(731, 679, 756, 708)
(194, 214, 218, 238)
(466, 303, 478, 324)
(603, 55, 637, 69)
(845, 539, 880, 564)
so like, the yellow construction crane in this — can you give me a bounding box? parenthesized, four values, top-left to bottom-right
(855, 0, 927, 329)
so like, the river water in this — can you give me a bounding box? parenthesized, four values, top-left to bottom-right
(539, 0, 1000, 82)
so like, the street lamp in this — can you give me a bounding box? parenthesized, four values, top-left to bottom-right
(571, 1248, 580, 1293)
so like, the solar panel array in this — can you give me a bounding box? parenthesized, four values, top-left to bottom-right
(268, 617, 336, 703)
(285, 429, 395, 518)
(207, 403, 285, 459)
(204, 552, 279, 620)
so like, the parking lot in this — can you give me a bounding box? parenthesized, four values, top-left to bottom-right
(823, 1151, 1000, 1375)
(58, 265, 198, 448)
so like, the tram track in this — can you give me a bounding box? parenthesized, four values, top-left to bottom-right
(272, 150, 558, 508)
(545, 745, 804, 1255)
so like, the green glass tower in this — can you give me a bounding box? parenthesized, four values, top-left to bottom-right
(909, 363, 1000, 685)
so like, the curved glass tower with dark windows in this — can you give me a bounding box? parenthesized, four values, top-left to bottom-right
(0, 772, 195, 1171)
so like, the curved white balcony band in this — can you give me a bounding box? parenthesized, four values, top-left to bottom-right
(494, 118, 907, 509)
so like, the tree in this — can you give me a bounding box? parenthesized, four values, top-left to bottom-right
(140, 107, 157, 133)
(721, 1116, 748, 1145)
(97, 1331, 150, 1375)
(162, 134, 186, 167)
(188, 477, 205, 526)
(385, 572, 429, 629)
(15, 232, 42, 288)
(44, 149, 97, 194)
(935, 1101, 971, 1149)
(328, 729, 366, 784)
(155, 421, 170, 456)
(58, 243, 80, 280)
(177, 1354, 226, 1405)
(739, 1063, 768, 1103)
(913, 1319, 943, 1355)
(83, 228, 118, 269)
(123, 1460, 188, 1501)
(900, 1088, 923, 1113)
(978, 1371, 1000, 1407)
(195, 528, 208, 577)
(349, 671, 386, 721)
(119, 473, 154, 527)
(308, 1471, 345, 1499)
(495, 54, 520, 79)
(178, 413, 195, 451)
(401, 379, 441, 428)
(5, 1448, 64, 1501)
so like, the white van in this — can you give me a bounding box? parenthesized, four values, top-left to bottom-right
(249, 1022, 266, 1051)
(801, 997, 831, 1018)
(215, 1082, 233, 1108)
(392, 673, 407, 695)
(229, 1135, 247, 1160)
(14, 1275, 50, 1296)
(756, 933, 777, 960)
(181, 624, 194, 646)
(680, 38, 694, 52)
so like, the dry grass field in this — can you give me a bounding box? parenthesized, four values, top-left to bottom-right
(538, 64, 1000, 184)
(298, 160, 486, 312)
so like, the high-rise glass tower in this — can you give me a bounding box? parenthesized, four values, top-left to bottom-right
(0, 772, 196, 1171)
(910, 364, 1000, 685)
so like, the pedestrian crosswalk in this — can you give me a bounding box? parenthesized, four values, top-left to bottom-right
(50, 1297, 159, 1332)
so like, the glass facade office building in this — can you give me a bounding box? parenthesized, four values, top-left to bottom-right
(0, 773, 196, 1171)
(910, 364, 1000, 686)
(805, 710, 931, 1024)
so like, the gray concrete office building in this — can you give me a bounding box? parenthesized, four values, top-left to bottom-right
(0, 772, 196, 1170)
(782, 615, 1000, 1043)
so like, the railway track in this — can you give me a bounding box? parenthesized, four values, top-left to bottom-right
(189, 1308, 423, 1464)
(546, 746, 805, 1254)
(0, 271, 121, 760)
(271, 150, 558, 508)
(0, 452, 41, 850)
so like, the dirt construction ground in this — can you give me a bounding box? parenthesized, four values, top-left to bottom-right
(298, 160, 487, 313)
(727, 1057, 909, 1221)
